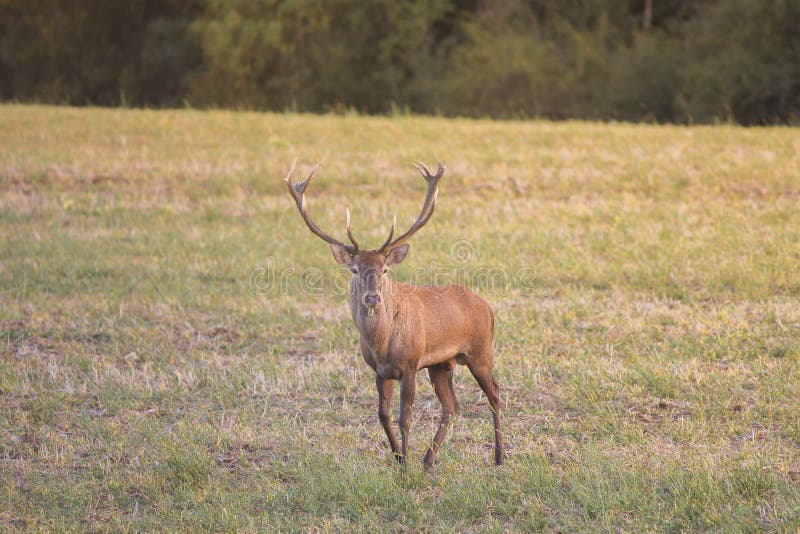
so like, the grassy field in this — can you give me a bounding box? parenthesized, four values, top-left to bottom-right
(1, 104, 799, 532)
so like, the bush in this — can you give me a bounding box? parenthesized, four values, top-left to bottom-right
(681, 0, 800, 124)
(1, 0, 798, 123)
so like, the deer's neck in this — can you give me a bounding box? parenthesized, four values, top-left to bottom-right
(350, 280, 398, 354)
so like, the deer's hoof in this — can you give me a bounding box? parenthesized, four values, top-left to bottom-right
(423, 450, 436, 472)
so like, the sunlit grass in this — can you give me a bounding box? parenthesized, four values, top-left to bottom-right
(1, 105, 799, 531)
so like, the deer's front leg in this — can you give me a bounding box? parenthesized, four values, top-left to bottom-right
(398, 372, 417, 465)
(376, 375, 402, 462)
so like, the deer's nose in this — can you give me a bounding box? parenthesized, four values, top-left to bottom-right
(363, 292, 382, 307)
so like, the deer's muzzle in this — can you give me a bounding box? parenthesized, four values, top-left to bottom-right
(362, 292, 382, 310)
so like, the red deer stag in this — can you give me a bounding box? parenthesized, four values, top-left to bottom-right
(284, 160, 505, 470)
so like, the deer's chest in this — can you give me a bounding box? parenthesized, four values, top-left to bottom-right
(363, 341, 412, 379)
(355, 308, 422, 378)
(375, 359, 402, 380)
(361, 332, 420, 379)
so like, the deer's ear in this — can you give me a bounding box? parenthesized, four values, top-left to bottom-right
(385, 244, 409, 266)
(330, 243, 353, 265)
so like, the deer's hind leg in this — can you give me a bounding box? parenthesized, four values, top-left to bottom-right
(423, 359, 458, 471)
(465, 349, 506, 466)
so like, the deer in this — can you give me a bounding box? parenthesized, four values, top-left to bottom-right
(283, 160, 505, 471)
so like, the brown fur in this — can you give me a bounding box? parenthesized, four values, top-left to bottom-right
(338, 250, 506, 469)
(284, 161, 505, 470)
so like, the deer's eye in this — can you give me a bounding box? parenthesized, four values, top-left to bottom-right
(351, 268, 358, 274)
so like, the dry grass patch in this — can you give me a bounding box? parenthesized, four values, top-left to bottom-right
(1, 105, 799, 531)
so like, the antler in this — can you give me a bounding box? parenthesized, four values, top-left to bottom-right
(379, 161, 445, 252)
(284, 160, 358, 255)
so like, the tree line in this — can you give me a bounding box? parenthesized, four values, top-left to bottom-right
(1, 0, 798, 124)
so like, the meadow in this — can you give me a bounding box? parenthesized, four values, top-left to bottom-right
(1, 105, 799, 531)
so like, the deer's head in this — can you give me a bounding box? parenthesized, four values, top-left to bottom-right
(284, 160, 445, 315)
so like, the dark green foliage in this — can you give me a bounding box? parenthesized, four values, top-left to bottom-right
(607, 31, 688, 123)
(0, 0, 202, 106)
(188, 0, 451, 113)
(1, 0, 799, 123)
(441, 1, 621, 119)
(680, 0, 800, 124)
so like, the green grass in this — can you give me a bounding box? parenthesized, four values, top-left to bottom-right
(1, 104, 799, 531)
